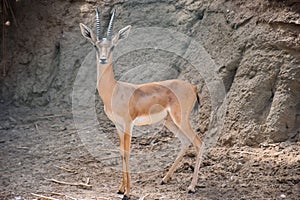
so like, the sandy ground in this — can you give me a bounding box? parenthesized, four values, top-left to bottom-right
(0, 107, 299, 200)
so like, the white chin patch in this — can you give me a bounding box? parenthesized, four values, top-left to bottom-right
(99, 61, 107, 64)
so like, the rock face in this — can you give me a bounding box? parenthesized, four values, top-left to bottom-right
(0, 0, 299, 145)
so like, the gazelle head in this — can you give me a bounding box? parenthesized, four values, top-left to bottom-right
(79, 8, 131, 65)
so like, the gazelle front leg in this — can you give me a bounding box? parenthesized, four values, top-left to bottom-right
(118, 125, 132, 200)
(116, 129, 126, 194)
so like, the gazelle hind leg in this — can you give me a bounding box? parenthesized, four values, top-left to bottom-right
(161, 115, 190, 184)
(180, 122, 204, 193)
(169, 102, 204, 193)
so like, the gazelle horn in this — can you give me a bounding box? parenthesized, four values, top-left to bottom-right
(95, 8, 102, 40)
(107, 9, 116, 41)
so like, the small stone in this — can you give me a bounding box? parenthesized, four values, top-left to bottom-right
(280, 194, 286, 198)
(260, 143, 269, 148)
(249, 70, 256, 79)
(279, 142, 289, 149)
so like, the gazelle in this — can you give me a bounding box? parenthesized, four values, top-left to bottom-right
(79, 8, 204, 200)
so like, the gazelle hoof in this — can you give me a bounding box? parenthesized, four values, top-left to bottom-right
(161, 176, 170, 185)
(188, 186, 196, 193)
(161, 178, 168, 185)
(122, 195, 130, 200)
(117, 190, 124, 194)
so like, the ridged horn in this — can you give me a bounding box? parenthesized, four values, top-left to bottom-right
(95, 8, 102, 40)
(107, 9, 116, 41)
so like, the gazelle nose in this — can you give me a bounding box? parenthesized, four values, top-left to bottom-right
(99, 58, 107, 64)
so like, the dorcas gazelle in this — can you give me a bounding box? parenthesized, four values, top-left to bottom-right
(79, 8, 204, 200)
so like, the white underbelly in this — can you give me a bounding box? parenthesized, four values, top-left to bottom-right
(133, 110, 168, 126)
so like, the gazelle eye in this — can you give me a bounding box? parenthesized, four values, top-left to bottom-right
(94, 45, 99, 51)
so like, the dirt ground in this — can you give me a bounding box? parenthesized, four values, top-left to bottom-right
(0, 106, 299, 200)
(1, 0, 299, 199)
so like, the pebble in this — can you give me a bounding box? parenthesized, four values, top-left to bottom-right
(280, 194, 286, 198)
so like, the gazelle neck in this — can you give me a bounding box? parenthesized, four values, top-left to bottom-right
(96, 60, 117, 107)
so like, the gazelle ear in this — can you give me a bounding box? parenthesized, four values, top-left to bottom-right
(79, 23, 97, 44)
(112, 25, 131, 45)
